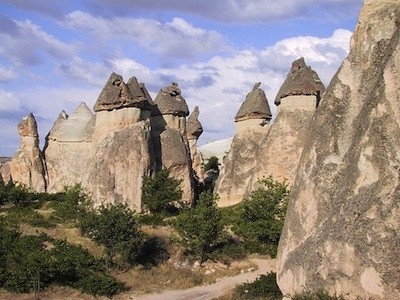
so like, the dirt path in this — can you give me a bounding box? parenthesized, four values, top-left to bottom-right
(121, 258, 275, 300)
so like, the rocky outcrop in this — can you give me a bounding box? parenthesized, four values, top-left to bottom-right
(151, 83, 194, 204)
(88, 74, 153, 211)
(0, 157, 11, 184)
(44, 103, 95, 192)
(248, 58, 324, 190)
(187, 106, 204, 182)
(277, 1, 400, 299)
(215, 83, 272, 206)
(10, 113, 46, 192)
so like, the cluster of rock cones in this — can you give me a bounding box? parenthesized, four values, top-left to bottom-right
(1, 0, 399, 298)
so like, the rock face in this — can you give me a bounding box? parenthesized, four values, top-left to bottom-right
(88, 74, 153, 211)
(215, 83, 272, 206)
(151, 83, 194, 204)
(0, 157, 11, 184)
(277, 1, 400, 299)
(248, 59, 324, 189)
(187, 106, 204, 182)
(10, 113, 46, 192)
(44, 103, 95, 192)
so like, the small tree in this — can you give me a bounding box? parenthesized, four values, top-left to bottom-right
(204, 156, 219, 173)
(172, 191, 224, 263)
(79, 204, 144, 269)
(233, 175, 290, 257)
(141, 169, 183, 214)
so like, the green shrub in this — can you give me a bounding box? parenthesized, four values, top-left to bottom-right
(172, 191, 224, 263)
(0, 182, 36, 206)
(142, 169, 183, 214)
(49, 184, 90, 223)
(1, 206, 53, 228)
(233, 175, 290, 257)
(79, 203, 144, 268)
(233, 272, 282, 300)
(73, 273, 126, 297)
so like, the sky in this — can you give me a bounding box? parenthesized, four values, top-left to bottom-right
(0, 0, 363, 156)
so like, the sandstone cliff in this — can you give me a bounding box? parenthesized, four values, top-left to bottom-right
(277, 1, 400, 299)
(10, 113, 46, 192)
(215, 83, 271, 206)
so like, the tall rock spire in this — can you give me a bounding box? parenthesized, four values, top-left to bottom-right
(277, 1, 400, 299)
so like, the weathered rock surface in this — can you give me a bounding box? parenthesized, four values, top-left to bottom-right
(94, 72, 140, 112)
(215, 83, 271, 206)
(151, 83, 194, 204)
(10, 113, 46, 192)
(88, 121, 152, 211)
(277, 1, 400, 299)
(0, 157, 11, 184)
(44, 103, 95, 192)
(248, 59, 324, 190)
(187, 106, 204, 182)
(275, 57, 325, 106)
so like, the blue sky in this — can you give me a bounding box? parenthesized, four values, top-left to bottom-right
(0, 0, 363, 156)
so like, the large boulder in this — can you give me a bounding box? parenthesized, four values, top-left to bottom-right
(10, 113, 46, 192)
(277, 1, 400, 299)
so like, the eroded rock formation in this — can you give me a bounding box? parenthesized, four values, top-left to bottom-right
(187, 106, 204, 182)
(44, 103, 95, 192)
(10, 113, 46, 192)
(151, 83, 194, 204)
(248, 58, 324, 189)
(277, 1, 400, 298)
(215, 83, 272, 206)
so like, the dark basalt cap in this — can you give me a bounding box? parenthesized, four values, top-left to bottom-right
(235, 82, 272, 122)
(187, 106, 203, 139)
(94, 72, 136, 112)
(152, 82, 189, 117)
(274, 57, 325, 106)
(127, 76, 155, 110)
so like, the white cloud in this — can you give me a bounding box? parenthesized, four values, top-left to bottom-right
(88, 0, 362, 23)
(0, 17, 76, 66)
(0, 90, 22, 112)
(63, 12, 229, 61)
(0, 65, 17, 82)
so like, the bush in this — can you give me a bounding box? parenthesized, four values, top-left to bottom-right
(233, 175, 290, 257)
(49, 184, 90, 223)
(172, 191, 224, 263)
(0, 182, 36, 206)
(141, 169, 183, 214)
(73, 273, 126, 297)
(233, 272, 282, 299)
(79, 203, 144, 268)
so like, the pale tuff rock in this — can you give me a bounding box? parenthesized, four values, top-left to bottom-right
(151, 82, 194, 204)
(215, 83, 271, 207)
(0, 158, 11, 184)
(44, 103, 95, 192)
(277, 1, 400, 299)
(275, 57, 325, 106)
(88, 121, 152, 211)
(10, 113, 46, 192)
(248, 59, 324, 191)
(187, 106, 205, 182)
